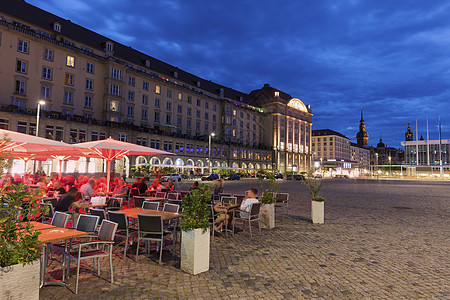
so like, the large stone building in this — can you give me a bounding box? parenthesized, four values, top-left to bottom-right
(0, 0, 312, 176)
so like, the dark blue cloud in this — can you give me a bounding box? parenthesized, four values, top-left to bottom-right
(27, 0, 450, 147)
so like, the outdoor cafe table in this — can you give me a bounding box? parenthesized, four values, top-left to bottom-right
(144, 196, 167, 202)
(29, 221, 55, 231)
(37, 227, 87, 289)
(215, 204, 240, 237)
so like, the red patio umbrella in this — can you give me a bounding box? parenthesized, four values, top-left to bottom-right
(73, 138, 174, 191)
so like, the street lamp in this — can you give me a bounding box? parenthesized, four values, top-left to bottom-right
(375, 153, 378, 176)
(388, 156, 392, 176)
(208, 132, 215, 174)
(36, 100, 46, 137)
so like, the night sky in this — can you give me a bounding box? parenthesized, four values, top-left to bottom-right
(27, 0, 450, 148)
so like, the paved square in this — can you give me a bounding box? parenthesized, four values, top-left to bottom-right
(39, 179, 449, 299)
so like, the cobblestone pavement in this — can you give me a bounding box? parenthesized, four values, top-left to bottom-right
(39, 179, 449, 299)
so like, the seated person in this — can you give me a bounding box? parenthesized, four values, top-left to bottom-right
(239, 188, 260, 218)
(166, 178, 175, 191)
(136, 177, 148, 194)
(80, 179, 96, 199)
(212, 202, 231, 233)
(53, 181, 67, 195)
(189, 181, 199, 191)
(54, 187, 90, 224)
(113, 179, 129, 197)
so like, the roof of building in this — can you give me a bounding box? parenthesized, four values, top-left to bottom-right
(1, 0, 250, 102)
(312, 129, 349, 139)
(350, 142, 370, 150)
(247, 84, 293, 106)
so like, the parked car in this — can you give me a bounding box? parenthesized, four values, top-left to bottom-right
(225, 174, 241, 180)
(163, 173, 182, 182)
(314, 173, 323, 178)
(293, 174, 306, 181)
(201, 174, 219, 181)
(274, 173, 283, 179)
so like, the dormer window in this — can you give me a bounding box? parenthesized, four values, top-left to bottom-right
(174, 71, 178, 78)
(196, 81, 201, 87)
(275, 91, 279, 97)
(145, 59, 150, 68)
(53, 22, 61, 32)
(105, 41, 114, 52)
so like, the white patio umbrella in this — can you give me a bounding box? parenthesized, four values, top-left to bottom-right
(72, 138, 174, 191)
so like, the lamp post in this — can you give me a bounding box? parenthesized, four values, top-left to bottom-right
(375, 153, 378, 177)
(389, 156, 392, 177)
(208, 132, 215, 174)
(36, 100, 46, 137)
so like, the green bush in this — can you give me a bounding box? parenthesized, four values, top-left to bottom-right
(180, 184, 211, 233)
(0, 184, 42, 267)
(302, 171, 324, 202)
(258, 171, 277, 204)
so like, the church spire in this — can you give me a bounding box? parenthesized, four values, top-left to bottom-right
(356, 106, 369, 146)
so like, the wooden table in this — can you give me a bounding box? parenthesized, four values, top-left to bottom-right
(38, 228, 87, 289)
(115, 207, 182, 221)
(29, 221, 56, 231)
(89, 203, 107, 208)
(144, 197, 166, 202)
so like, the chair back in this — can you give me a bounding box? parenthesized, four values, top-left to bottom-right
(76, 214, 99, 233)
(107, 197, 123, 208)
(42, 197, 58, 208)
(234, 195, 245, 205)
(89, 208, 106, 225)
(168, 199, 182, 206)
(208, 204, 215, 221)
(137, 214, 163, 234)
(51, 211, 69, 228)
(107, 211, 128, 230)
(155, 192, 167, 198)
(40, 203, 54, 219)
(98, 219, 118, 241)
(133, 196, 145, 208)
(179, 191, 189, 200)
(160, 188, 170, 193)
(276, 193, 289, 202)
(130, 188, 140, 197)
(142, 201, 159, 210)
(163, 203, 180, 213)
(221, 196, 236, 205)
(167, 192, 179, 200)
(75, 191, 83, 201)
(250, 202, 261, 216)
(219, 193, 231, 199)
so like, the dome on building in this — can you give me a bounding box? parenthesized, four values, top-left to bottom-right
(287, 98, 308, 112)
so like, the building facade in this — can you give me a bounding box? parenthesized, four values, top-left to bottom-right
(0, 0, 312, 176)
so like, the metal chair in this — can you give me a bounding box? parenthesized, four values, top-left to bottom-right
(233, 194, 245, 205)
(66, 220, 118, 294)
(128, 188, 140, 207)
(106, 197, 123, 211)
(135, 214, 171, 263)
(167, 192, 180, 200)
(51, 211, 70, 228)
(163, 203, 180, 213)
(232, 202, 261, 238)
(133, 196, 146, 208)
(209, 204, 223, 241)
(219, 193, 231, 199)
(107, 211, 137, 259)
(142, 201, 159, 210)
(221, 196, 237, 205)
(42, 197, 58, 208)
(275, 193, 289, 218)
(40, 203, 54, 224)
(89, 209, 107, 232)
(155, 192, 167, 198)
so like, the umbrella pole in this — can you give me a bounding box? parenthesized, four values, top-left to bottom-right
(106, 160, 111, 192)
(59, 160, 62, 174)
(24, 160, 28, 174)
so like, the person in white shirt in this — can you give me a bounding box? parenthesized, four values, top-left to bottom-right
(80, 179, 96, 199)
(240, 188, 260, 218)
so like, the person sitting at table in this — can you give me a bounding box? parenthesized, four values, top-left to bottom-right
(113, 179, 129, 197)
(80, 179, 96, 199)
(131, 177, 141, 189)
(166, 178, 175, 191)
(137, 177, 148, 194)
(54, 181, 67, 195)
(240, 188, 260, 218)
(36, 177, 47, 191)
(189, 181, 200, 191)
(54, 187, 90, 223)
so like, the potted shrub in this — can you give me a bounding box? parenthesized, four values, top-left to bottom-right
(0, 183, 42, 300)
(303, 173, 324, 224)
(258, 171, 277, 229)
(180, 184, 211, 275)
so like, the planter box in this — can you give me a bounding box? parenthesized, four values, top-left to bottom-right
(181, 228, 210, 275)
(259, 203, 275, 229)
(311, 201, 324, 224)
(0, 260, 40, 300)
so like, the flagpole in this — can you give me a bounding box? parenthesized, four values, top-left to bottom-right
(439, 117, 443, 177)
(415, 119, 419, 166)
(427, 118, 430, 166)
